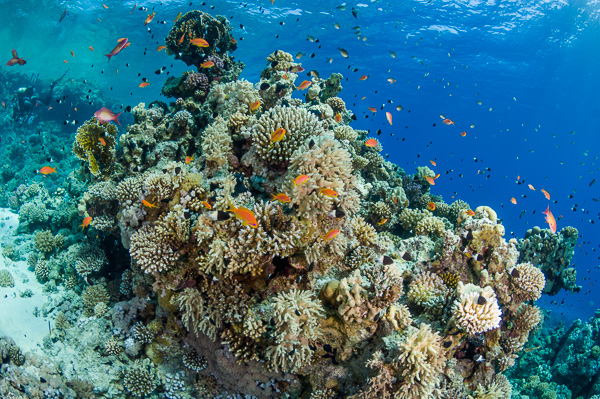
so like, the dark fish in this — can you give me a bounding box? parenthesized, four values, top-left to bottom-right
(378, 255, 394, 266)
(208, 211, 230, 221)
(271, 61, 279, 68)
(59, 8, 68, 22)
(295, 309, 301, 316)
(590, 178, 596, 187)
(511, 268, 520, 279)
(443, 341, 452, 348)
(260, 83, 270, 90)
(477, 295, 487, 305)
(329, 209, 345, 218)
(402, 252, 412, 261)
(352, 7, 358, 18)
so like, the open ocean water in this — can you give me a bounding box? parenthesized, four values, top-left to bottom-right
(0, 0, 599, 398)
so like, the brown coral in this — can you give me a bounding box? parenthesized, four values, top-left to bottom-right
(72, 118, 118, 178)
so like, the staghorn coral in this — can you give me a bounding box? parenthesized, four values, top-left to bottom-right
(453, 282, 502, 334)
(72, 117, 118, 178)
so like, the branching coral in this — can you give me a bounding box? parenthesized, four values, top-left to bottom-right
(265, 288, 325, 373)
(72, 117, 118, 178)
(393, 323, 445, 399)
(452, 282, 502, 334)
(248, 105, 324, 168)
(285, 133, 354, 218)
(509, 262, 546, 302)
(200, 116, 232, 174)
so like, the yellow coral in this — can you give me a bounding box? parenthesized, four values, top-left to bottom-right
(72, 117, 118, 177)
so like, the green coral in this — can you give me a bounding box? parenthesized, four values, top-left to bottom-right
(72, 117, 118, 178)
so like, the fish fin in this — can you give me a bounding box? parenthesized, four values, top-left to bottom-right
(104, 54, 112, 62)
(11, 49, 17, 58)
(114, 111, 123, 125)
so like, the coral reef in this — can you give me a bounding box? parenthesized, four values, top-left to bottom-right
(0, 10, 583, 399)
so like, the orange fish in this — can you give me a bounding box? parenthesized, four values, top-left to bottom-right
(228, 206, 258, 228)
(89, 46, 94, 51)
(6, 49, 26, 66)
(359, 75, 368, 81)
(157, 46, 166, 51)
(542, 205, 557, 233)
(271, 193, 291, 203)
(139, 82, 150, 88)
(144, 11, 156, 25)
(427, 202, 436, 211)
(430, 160, 436, 166)
(319, 188, 338, 197)
(386, 111, 392, 125)
(528, 184, 535, 191)
(510, 197, 517, 205)
(335, 114, 342, 123)
(322, 229, 340, 241)
(443, 119, 454, 125)
(269, 128, 286, 147)
(130, 2, 136, 13)
(466, 210, 475, 216)
(541, 189, 550, 200)
(63, 60, 68, 63)
(142, 199, 158, 208)
(425, 176, 435, 185)
(80, 216, 93, 229)
(98, 137, 106, 146)
(368, 107, 377, 112)
(1, 101, 5, 108)
(97, 17, 101, 22)
(174, 12, 182, 22)
(185, 155, 194, 164)
(293, 175, 311, 187)
(231, 38, 237, 45)
(378, 218, 388, 226)
(102, 4, 108, 8)
(201, 200, 212, 209)
(297, 80, 311, 90)
(249, 100, 261, 111)
(460, 131, 466, 137)
(178, 33, 185, 44)
(365, 138, 378, 148)
(200, 60, 214, 68)
(38, 166, 57, 175)
(105, 37, 130, 62)
(190, 38, 209, 48)
(434, 173, 440, 179)
(70, 50, 75, 57)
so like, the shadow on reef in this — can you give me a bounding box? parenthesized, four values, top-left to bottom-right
(0, 10, 585, 399)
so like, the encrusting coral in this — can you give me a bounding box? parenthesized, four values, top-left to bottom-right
(4, 10, 581, 399)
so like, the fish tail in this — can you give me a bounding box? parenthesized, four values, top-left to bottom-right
(104, 53, 112, 62)
(114, 111, 122, 125)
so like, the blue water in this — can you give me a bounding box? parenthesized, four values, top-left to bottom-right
(7, 0, 595, 320)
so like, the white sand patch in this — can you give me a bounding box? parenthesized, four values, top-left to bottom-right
(0, 208, 52, 354)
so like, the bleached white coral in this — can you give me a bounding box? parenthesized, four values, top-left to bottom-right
(452, 282, 502, 334)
